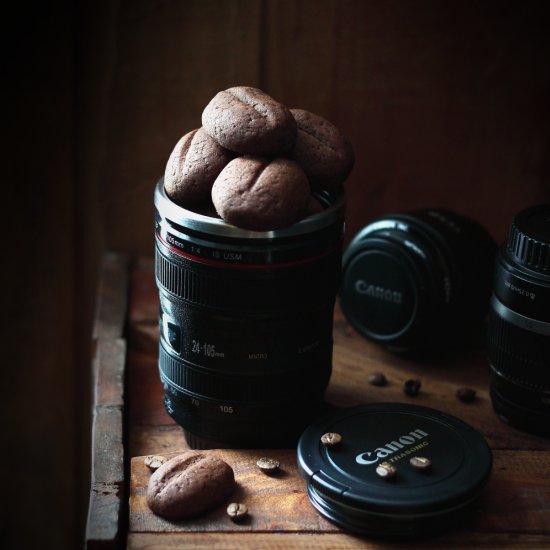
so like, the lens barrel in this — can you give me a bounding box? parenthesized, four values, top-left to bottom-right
(340, 209, 496, 354)
(488, 204, 550, 436)
(154, 180, 345, 448)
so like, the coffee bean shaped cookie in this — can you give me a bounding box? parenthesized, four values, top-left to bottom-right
(202, 86, 297, 156)
(146, 451, 235, 520)
(212, 156, 310, 231)
(290, 109, 355, 190)
(164, 128, 234, 207)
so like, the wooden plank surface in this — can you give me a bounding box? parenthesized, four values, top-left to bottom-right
(127, 532, 550, 550)
(130, 449, 328, 533)
(129, 448, 550, 535)
(86, 254, 129, 550)
(123, 258, 550, 548)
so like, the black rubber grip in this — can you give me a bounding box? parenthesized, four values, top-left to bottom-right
(159, 340, 331, 402)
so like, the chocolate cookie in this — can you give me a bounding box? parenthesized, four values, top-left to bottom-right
(146, 451, 235, 520)
(290, 109, 355, 190)
(212, 156, 310, 231)
(164, 127, 234, 206)
(202, 86, 297, 156)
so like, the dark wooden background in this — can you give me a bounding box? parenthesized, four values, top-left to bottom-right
(4, 1, 550, 548)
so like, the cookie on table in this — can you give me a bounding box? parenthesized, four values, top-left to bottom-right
(202, 86, 297, 156)
(212, 156, 310, 231)
(146, 451, 235, 520)
(290, 108, 355, 190)
(164, 127, 234, 207)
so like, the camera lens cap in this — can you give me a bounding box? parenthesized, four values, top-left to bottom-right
(297, 403, 492, 539)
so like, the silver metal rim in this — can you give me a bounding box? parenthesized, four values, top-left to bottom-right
(154, 180, 345, 239)
(491, 294, 550, 335)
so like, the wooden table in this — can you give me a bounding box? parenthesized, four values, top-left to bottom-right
(86, 253, 550, 549)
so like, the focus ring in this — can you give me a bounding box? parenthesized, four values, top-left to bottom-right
(488, 309, 550, 391)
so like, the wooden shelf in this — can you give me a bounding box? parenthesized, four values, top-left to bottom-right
(86, 253, 550, 549)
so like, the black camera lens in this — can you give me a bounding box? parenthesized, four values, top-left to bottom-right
(154, 179, 345, 449)
(340, 209, 496, 354)
(488, 205, 550, 436)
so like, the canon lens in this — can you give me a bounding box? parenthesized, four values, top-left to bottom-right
(340, 209, 496, 354)
(488, 205, 550, 436)
(154, 179, 345, 449)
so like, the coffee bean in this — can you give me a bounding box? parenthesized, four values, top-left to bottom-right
(226, 502, 248, 522)
(368, 372, 387, 387)
(144, 455, 167, 471)
(410, 456, 432, 471)
(376, 461, 397, 479)
(456, 387, 476, 403)
(147, 451, 235, 520)
(404, 379, 421, 397)
(256, 457, 280, 474)
(321, 432, 342, 447)
(256, 457, 281, 474)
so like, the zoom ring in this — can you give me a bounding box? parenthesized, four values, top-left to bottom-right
(159, 341, 331, 402)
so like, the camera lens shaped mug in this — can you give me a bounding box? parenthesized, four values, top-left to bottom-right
(154, 178, 345, 449)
